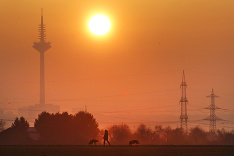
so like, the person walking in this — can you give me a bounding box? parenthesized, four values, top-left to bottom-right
(103, 130, 111, 146)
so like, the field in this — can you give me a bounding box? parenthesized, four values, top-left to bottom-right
(0, 145, 234, 156)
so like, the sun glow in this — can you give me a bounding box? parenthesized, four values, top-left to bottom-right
(88, 15, 111, 35)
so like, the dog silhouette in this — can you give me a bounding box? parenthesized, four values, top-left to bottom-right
(129, 140, 140, 145)
(89, 139, 99, 145)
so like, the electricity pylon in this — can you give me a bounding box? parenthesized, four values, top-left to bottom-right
(180, 70, 188, 132)
(204, 88, 222, 132)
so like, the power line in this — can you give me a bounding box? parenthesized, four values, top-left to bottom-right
(0, 88, 179, 104)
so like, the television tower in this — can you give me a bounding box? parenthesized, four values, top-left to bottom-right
(33, 9, 51, 105)
(204, 89, 221, 132)
(180, 70, 188, 132)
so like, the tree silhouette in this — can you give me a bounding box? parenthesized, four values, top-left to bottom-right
(216, 128, 234, 145)
(11, 117, 29, 130)
(0, 120, 5, 132)
(73, 111, 99, 143)
(34, 111, 99, 144)
(134, 124, 155, 144)
(0, 117, 31, 144)
(154, 125, 165, 144)
(109, 124, 132, 145)
(166, 127, 187, 145)
(188, 126, 208, 145)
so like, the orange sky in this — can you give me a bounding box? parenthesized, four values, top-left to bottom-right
(0, 0, 234, 130)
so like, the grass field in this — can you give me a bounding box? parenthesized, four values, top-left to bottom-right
(0, 145, 234, 156)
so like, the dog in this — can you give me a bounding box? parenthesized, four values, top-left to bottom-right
(89, 139, 99, 145)
(129, 140, 140, 145)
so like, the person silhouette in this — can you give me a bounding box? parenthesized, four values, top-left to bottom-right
(103, 130, 111, 146)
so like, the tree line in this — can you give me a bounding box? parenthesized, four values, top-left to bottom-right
(0, 111, 234, 145)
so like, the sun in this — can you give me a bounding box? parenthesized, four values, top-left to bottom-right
(88, 15, 111, 35)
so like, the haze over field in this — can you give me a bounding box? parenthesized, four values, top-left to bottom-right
(0, 0, 234, 130)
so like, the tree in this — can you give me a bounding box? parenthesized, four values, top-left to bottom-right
(188, 126, 208, 145)
(134, 124, 155, 144)
(108, 124, 132, 145)
(0, 117, 31, 144)
(34, 111, 99, 144)
(72, 111, 99, 144)
(11, 117, 29, 130)
(0, 120, 5, 132)
(154, 125, 166, 144)
(166, 127, 187, 145)
(217, 129, 234, 145)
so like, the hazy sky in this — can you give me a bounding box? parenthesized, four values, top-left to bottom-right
(0, 0, 234, 130)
